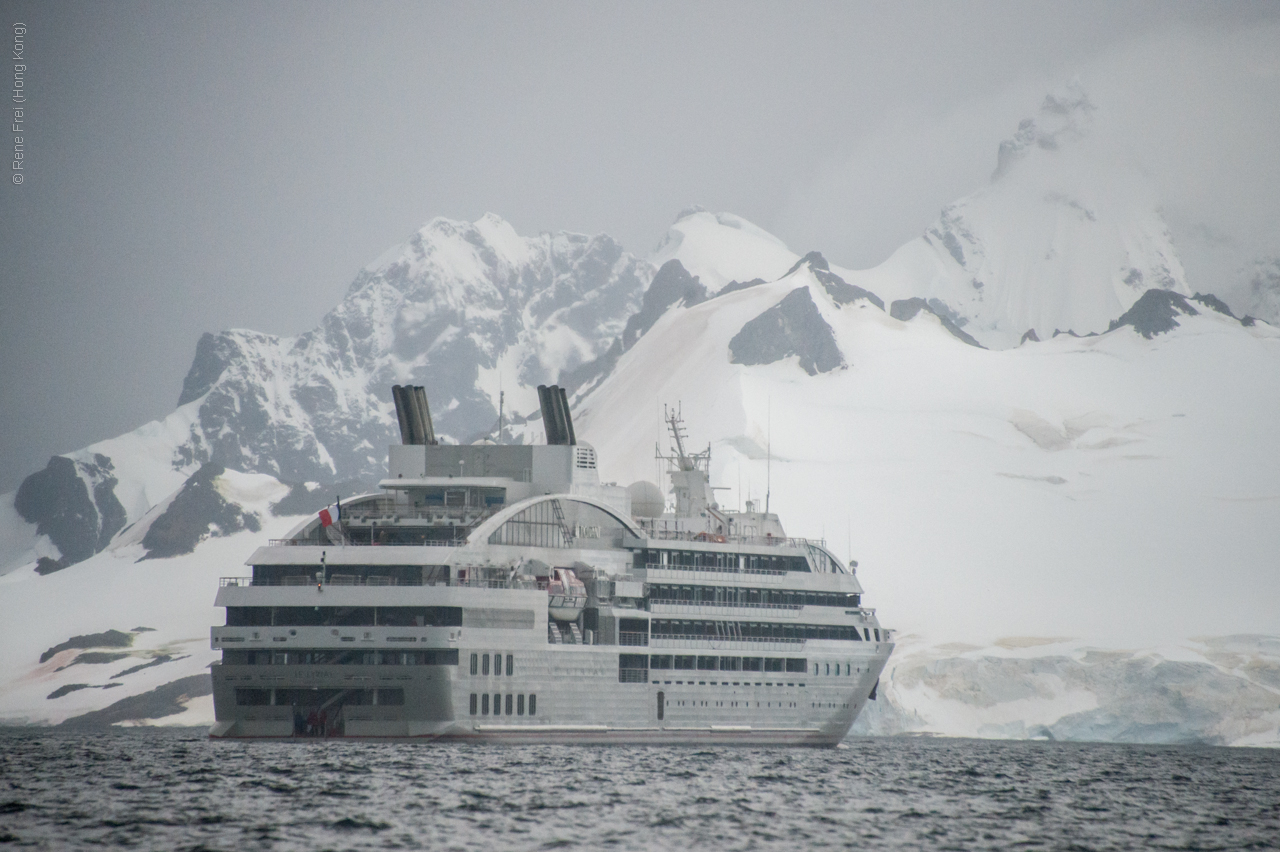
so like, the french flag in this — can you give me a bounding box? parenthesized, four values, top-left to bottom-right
(319, 498, 341, 528)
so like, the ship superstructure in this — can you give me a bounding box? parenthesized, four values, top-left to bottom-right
(210, 385, 893, 744)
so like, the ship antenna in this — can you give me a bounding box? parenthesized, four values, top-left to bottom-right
(765, 398, 771, 516)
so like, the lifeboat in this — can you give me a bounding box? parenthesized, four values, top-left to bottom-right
(546, 567, 587, 622)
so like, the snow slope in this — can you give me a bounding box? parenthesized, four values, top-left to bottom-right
(0, 470, 298, 726)
(575, 263, 1280, 648)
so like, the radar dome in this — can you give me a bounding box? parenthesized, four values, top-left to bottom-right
(627, 481, 665, 518)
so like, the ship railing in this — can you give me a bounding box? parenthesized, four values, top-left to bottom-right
(641, 563, 788, 577)
(220, 576, 252, 587)
(638, 529, 826, 548)
(268, 535, 470, 547)
(617, 669, 649, 683)
(648, 636, 804, 651)
(648, 600, 802, 612)
(618, 632, 649, 647)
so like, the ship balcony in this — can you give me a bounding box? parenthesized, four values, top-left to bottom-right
(639, 566, 789, 585)
(211, 625, 462, 650)
(648, 602, 802, 619)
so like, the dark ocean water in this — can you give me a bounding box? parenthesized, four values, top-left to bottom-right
(0, 729, 1276, 851)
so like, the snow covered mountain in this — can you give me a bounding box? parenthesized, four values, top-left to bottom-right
(846, 85, 1189, 347)
(2, 86, 1277, 740)
(4, 214, 649, 576)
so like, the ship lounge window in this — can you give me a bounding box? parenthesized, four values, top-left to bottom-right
(481, 694, 490, 715)
(674, 655, 695, 670)
(469, 694, 478, 715)
(482, 654, 490, 676)
(785, 658, 807, 673)
(529, 694, 536, 715)
(765, 658, 784, 672)
(742, 657, 762, 672)
(470, 654, 479, 675)
(517, 694, 525, 715)
(697, 656, 718, 671)
(619, 654, 649, 683)
(720, 656, 741, 671)
(506, 653, 514, 676)
(649, 655, 673, 670)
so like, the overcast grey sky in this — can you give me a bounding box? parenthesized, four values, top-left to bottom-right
(1, 1, 1278, 492)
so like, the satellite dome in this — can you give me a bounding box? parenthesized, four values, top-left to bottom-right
(627, 481, 665, 518)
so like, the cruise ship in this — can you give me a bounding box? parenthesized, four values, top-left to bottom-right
(209, 385, 894, 744)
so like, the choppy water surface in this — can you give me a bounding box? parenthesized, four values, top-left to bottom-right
(0, 729, 1276, 850)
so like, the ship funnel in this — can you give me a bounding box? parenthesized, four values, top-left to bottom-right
(537, 384, 577, 446)
(391, 385, 438, 445)
(411, 385, 437, 445)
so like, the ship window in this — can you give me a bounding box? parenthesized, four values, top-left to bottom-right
(765, 658, 784, 672)
(864, 628, 871, 641)
(470, 653, 478, 675)
(785, 658, 807, 673)
(529, 694, 536, 715)
(493, 693, 502, 715)
(657, 691, 665, 721)
(874, 629, 880, 642)
(481, 694, 490, 715)
(720, 656, 741, 671)
(235, 688, 272, 706)
(482, 653, 490, 676)
(505, 694, 513, 715)
(469, 694, 478, 715)
(517, 694, 525, 716)
(506, 654, 514, 676)
(674, 655, 695, 670)
(649, 655, 673, 670)
(825, 663, 830, 676)
(846, 663, 851, 676)
(742, 657, 762, 672)
(697, 656, 718, 671)
(376, 688, 405, 706)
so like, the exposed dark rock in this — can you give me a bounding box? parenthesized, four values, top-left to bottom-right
(270, 480, 370, 517)
(112, 655, 181, 679)
(178, 332, 234, 406)
(815, 269, 883, 310)
(1190, 292, 1236, 319)
(713, 278, 766, 298)
(729, 287, 845, 376)
(620, 260, 707, 349)
(14, 454, 127, 573)
(40, 630, 134, 663)
(139, 463, 261, 560)
(130, 626, 156, 633)
(55, 652, 131, 671)
(784, 250, 830, 277)
(57, 674, 212, 728)
(563, 260, 708, 399)
(781, 251, 885, 310)
(1021, 329, 1041, 344)
(889, 298, 986, 348)
(47, 684, 92, 700)
(1107, 289, 1198, 339)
